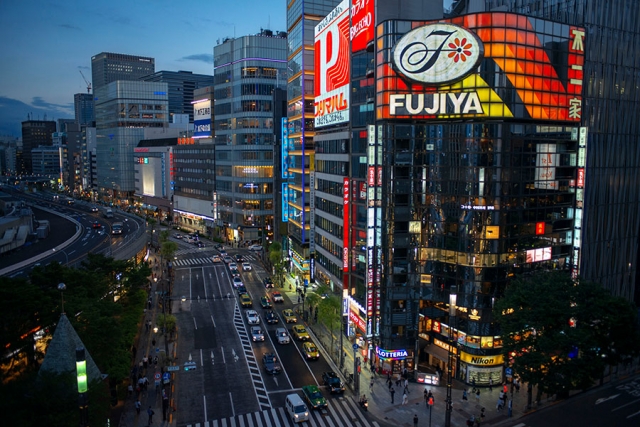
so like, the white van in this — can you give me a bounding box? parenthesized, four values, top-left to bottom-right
(285, 393, 309, 423)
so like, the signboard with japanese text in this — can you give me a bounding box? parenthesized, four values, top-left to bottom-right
(193, 100, 211, 138)
(351, 0, 374, 52)
(377, 13, 585, 122)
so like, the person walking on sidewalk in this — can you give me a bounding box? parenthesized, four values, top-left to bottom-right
(147, 406, 155, 424)
(404, 378, 409, 394)
(402, 391, 408, 405)
(476, 388, 481, 402)
(370, 379, 374, 392)
(413, 414, 418, 426)
(134, 399, 141, 415)
(390, 386, 396, 404)
(489, 378, 493, 391)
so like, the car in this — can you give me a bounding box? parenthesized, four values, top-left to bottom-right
(282, 309, 297, 323)
(275, 327, 290, 344)
(322, 371, 345, 394)
(212, 255, 222, 263)
(229, 262, 238, 270)
(246, 310, 260, 324)
(92, 221, 101, 229)
(263, 276, 274, 288)
(302, 342, 319, 360)
(214, 243, 224, 250)
(242, 262, 252, 271)
(90, 206, 99, 212)
(230, 268, 241, 278)
(219, 250, 228, 257)
(233, 277, 244, 287)
(264, 310, 279, 324)
(260, 296, 273, 309)
(292, 325, 310, 341)
(271, 291, 284, 303)
(223, 256, 233, 264)
(235, 254, 244, 262)
(301, 385, 327, 410)
(236, 285, 247, 295)
(262, 352, 282, 374)
(173, 233, 182, 239)
(250, 326, 265, 342)
(249, 244, 263, 252)
(240, 293, 252, 308)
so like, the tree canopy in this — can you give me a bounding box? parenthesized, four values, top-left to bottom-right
(493, 271, 640, 400)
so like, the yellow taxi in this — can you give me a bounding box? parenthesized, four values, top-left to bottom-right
(240, 293, 252, 308)
(292, 325, 310, 341)
(282, 309, 297, 323)
(302, 342, 319, 360)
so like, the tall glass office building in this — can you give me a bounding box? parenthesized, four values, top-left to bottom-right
(285, 0, 341, 281)
(212, 30, 288, 244)
(94, 81, 168, 200)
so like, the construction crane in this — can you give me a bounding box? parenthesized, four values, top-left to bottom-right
(79, 70, 92, 94)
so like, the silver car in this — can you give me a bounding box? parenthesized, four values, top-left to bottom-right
(275, 327, 290, 345)
(251, 326, 265, 342)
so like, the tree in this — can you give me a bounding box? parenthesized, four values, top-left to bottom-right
(268, 242, 286, 287)
(494, 271, 640, 406)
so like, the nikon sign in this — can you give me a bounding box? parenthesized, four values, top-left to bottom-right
(460, 352, 504, 366)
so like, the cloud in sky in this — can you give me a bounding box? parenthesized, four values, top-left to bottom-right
(179, 54, 214, 64)
(0, 96, 73, 136)
(59, 23, 81, 30)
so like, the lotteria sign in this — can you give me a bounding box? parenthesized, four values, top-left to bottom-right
(377, 13, 585, 122)
(375, 346, 409, 360)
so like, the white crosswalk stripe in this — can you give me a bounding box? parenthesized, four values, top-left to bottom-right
(173, 257, 214, 267)
(182, 398, 379, 427)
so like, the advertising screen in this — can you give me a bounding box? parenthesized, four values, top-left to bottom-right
(351, 0, 374, 52)
(193, 100, 211, 138)
(376, 13, 585, 123)
(314, 0, 350, 128)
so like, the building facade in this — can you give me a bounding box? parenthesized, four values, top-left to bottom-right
(141, 70, 213, 123)
(94, 81, 168, 201)
(91, 52, 155, 90)
(74, 93, 95, 127)
(31, 145, 63, 179)
(20, 120, 56, 175)
(212, 30, 288, 244)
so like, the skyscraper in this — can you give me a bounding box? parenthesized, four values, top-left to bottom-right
(212, 29, 288, 244)
(91, 52, 155, 90)
(94, 81, 168, 201)
(74, 93, 95, 127)
(20, 120, 57, 174)
(140, 70, 213, 123)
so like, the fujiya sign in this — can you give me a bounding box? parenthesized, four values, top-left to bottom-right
(392, 23, 484, 85)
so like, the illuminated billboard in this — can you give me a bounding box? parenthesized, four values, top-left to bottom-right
(193, 99, 211, 138)
(314, 0, 350, 128)
(377, 13, 585, 122)
(351, 0, 374, 52)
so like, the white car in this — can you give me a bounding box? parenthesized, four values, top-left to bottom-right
(251, 326, 265, 342)
(246, 310, 260, 324)
(242, 262, 252, 271)
(275, 327, 290, 345)
(233, 277, 243, 287)
(248, 244, 263, 252)
(229, 262, 238, 270)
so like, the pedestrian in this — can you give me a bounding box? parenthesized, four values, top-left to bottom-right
(489, 378, 493, 391)
(148, 298, 152, 310)
(402, 391, 408, 405)
(153, 356, 158, 366)
(152, 338, 156, 347)
(413, 414, 418, 426)
(472, 377, 476, 392)
(390, 386, 395, 404)
(147, 406, 155, 424)
(127, 383, 133, 395)
(143, 356, 148, 369)
(134, 399, 141, 415)
(396, 374, 401, 387)
(508, 399, 513, 417)
(499, 390, 505, 401)
(388, 378, 393, 391)
(370, 379, 374, 392)
(424, 388, 428, 403)
(476, 389, 481, 402)
(404, 378, 409, 394)
(462, 389, 468, 401)
(496, 397, 504, 411)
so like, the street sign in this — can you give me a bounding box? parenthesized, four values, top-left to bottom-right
(353, 343, 359, 350)
(163, 372, 171, 384)
(154, 372, 161, 381)
(167, 365, 179, 372)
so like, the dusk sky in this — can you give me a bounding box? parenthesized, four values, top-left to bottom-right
(0, 0, 287, 136)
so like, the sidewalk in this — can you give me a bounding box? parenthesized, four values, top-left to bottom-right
(118, 251, 177, 427)
(280, 275, 534, 427)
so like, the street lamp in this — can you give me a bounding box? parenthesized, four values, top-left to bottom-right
(444, 286, 457, 427)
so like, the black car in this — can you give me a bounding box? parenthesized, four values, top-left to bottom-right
(322, 371, 345, 394)
(237, 285, 247, 294)
(262, 353, 282, 374)
(235, 254, 244, 262)
(264, 310, 279, 324)
(263, 276, 274, 288)
(214, 243, 224, 251)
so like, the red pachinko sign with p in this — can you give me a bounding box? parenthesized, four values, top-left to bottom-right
(315, 0, 350, 128)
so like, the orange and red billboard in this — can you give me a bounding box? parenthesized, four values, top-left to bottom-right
(351, 0, 374, 52)
(314, 0, 350, 128)
(376, 13, 585, 122)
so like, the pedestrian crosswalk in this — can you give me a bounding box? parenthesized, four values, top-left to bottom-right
(173, 257, 214, 267)
(182, 397, 380, 427)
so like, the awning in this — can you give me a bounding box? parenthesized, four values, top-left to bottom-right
(427, 343, 452, 363)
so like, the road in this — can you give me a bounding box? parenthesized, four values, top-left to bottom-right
(169, 238, 380, 427)
(500, 374, 640, 427)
